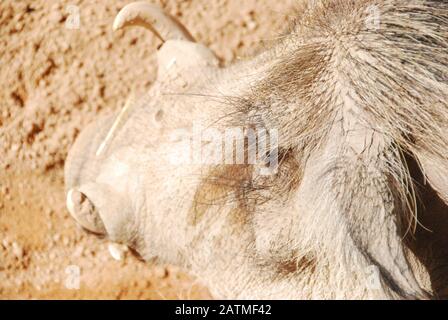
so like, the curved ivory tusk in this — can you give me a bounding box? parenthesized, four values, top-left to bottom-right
(113, 1, 195, 42)
(66, 188, 77, 217)
(108, 243, 129, 261)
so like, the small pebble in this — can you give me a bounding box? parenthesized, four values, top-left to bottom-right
(12, 242, 24, 259)
(49, 251, 56, 260)
(73, 245, 84, 258)
(2, 238, 11, 248)
(52, 233, 61, 242)
(153, 267, 169, 279)
(246, 20, 257, 31)
(1, 186, 9, 195)
(62, 236, 69, 246)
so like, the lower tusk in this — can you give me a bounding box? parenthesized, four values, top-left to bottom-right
(108, 243, 128, 261)
(66, 188, 77, 217)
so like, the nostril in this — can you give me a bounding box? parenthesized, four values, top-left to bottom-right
(66, 188, 107, 235)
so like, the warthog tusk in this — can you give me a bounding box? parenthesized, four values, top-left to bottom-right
(113, 1, 195, 42)
(66, 188, 77, 217)
(108, 243, 128, 261)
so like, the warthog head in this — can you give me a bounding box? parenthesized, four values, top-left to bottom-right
(65, 0, 448, 299)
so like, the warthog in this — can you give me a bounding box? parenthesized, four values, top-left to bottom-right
(65, 0, 448, 299)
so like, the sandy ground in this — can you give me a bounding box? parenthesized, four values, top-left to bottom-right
(0, 0, 296, 299)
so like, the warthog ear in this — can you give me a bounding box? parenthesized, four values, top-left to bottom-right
(66, 183, 134, 241)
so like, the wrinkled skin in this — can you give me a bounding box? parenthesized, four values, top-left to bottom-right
(65, 0, 448, 299)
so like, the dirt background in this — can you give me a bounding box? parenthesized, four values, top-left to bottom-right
(0, 0, 296, 299)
